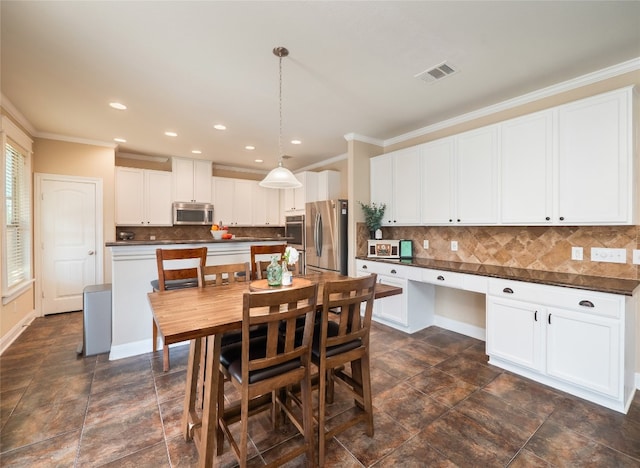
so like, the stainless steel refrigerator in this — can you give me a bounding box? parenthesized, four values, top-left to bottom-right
(305, 199, 348, 275)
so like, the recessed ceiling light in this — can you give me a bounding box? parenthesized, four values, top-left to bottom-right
(191, 150, 202, 154)
(213, 124, 226, 131)
(109, 102, 127, 110)
(255, 159, 263, 163)
(114, 137, 127, 143)
(291, 139, 301, 145)
(164, 131, 178, 137)
(245, 145, 255, 150)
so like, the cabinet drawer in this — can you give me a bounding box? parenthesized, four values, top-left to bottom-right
(489, 279, 622, 319)
(421, 269, 464, 288)
(356, 261, 419, 280)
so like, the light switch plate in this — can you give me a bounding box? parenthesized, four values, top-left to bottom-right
(451, 240, 458, 251)
(633, 249, 640, 265)
(591, 247, 626, 264)
(423, 240, 429, 249)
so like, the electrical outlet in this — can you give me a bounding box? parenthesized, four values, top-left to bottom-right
(150, 235, 156, 241)
(591, 247, 626, 264)
(451, 240, 458, 251)
(423, 240, 429, 249)
(633, 249, 640, 265)
(571, 246, 583, 261)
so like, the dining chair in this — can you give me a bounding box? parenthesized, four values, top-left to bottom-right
(217, 284, 318, 467)
(312, 274, 377, 467)
(255, 259, 298, 279)
(151, 247, 208, 372)
(197, 262, 249, 288)
(249, 244, 286, 280)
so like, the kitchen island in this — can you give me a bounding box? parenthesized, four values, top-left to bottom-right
(107, 237, 286, 360)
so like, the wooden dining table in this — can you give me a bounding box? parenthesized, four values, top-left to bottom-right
(147, 271, 402, 467)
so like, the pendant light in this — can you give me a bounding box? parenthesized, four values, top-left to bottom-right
(259, 47, 302, 189)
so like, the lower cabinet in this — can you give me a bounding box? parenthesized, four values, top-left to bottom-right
(486, 279, 633, 412)
(374, 275, 408, 326)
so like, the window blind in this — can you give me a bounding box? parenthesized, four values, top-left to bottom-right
(5, 141, 30, 290)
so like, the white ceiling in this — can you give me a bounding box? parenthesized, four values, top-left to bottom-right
(2, 1, 639, 172)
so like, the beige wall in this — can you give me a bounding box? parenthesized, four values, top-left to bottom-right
(33, 139, 116, 281)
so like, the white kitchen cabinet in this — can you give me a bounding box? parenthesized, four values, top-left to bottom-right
(211, 177, 253, 226)
(500, 110, 554, 224)
(421, 138, 455, 224)
(115, 167, 172, 226)
(172, 157, 212, 203)
(371, 146, 421, 225)
(455, 125, 499, 224)
(283, 171, 319, 212)
(486, 278, 633, 412)
(556, 87, 633, 224)
(253, 183, 281, 226)
(316, 170, 341, 201)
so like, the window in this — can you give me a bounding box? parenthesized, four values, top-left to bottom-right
(2, 116, 32, 300)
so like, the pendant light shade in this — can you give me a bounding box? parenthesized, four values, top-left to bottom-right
(260, 46, 302, 189)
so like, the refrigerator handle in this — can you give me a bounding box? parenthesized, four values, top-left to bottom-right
(315, 212, 322, 258)
(317, 212, 323, 257)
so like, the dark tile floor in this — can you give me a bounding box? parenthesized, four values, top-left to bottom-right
(1, 311, 639, 467)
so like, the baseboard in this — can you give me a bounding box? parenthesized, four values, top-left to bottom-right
(109, 339, 189, 361)
(434, 315, 486, 342)
(636, 372, 640, 390)
(0, 309, 37, 354)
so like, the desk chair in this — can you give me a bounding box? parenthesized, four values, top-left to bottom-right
(151, 247, 207, 372)
(218, 284, 318, 467)
(249, 244, 286, 280)
(312, 274, 377, 466)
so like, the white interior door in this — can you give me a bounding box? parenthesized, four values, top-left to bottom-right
(37, 176, 102, 315)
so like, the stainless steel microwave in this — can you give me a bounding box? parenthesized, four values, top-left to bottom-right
(172, 202, 214, 225)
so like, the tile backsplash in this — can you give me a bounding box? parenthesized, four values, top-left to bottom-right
(116, 225, 286, 241)
(357, 223, 639, 280)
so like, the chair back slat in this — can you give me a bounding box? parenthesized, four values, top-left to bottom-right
(197, 262, 250, 287)
(250, 244, 287, 280)
(156, 247, 208, 291)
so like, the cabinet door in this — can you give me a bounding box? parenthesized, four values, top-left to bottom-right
(211, 177, 234, 226)
(486, 297, 543, 372)
(421, 138, 455, 224)
(115, 167, 144, 225)
(374, 275, 407, 326)
(172, 158, 195, 202)
(370, 155, 394, 225)
(192, 160, 212, 203)
(145, 170, 173, 225)
(546, 307, 620, 398)
(393, 147, 421, 224)
(317, 170, 341, 201)
(456, 126, 499, 224)
(264, 186, 281, 225)
(233, 179, 254, 225)
(501, 111, 553, 224)
(557, 89, 630, 224)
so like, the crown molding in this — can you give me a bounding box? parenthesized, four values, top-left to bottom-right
(384, 57, 640, 147)
(117, 152, 169, 163)
(212, 163, 268, 175)
(343, 133, 384, 147)
(296, 153, 347, 172)
(36, 132, 116, 149)
(0, 93, 37, 136)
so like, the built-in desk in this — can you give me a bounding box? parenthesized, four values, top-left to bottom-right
(356, 257, 639, 414)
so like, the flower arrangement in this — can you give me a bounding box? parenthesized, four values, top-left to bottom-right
(358, 201, 386, 231)
(283, 246, 299, 265)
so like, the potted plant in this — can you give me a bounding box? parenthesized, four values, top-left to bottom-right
(358, 201, 386, 238)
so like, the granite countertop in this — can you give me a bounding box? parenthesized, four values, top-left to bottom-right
(356, 256, 640, 296)
(106, 237, 290, 247)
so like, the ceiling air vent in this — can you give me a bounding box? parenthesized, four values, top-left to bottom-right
(415, 61, 458, 83)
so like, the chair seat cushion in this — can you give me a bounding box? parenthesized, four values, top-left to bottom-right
(218, 325, 269, 352)
(150, 278, 199, 292)
(222, 336, 302, 384)
(311, 321, 361, 361)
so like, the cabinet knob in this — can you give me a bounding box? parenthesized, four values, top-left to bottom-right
(503, 287, 514, 294)
(579, 300, 595, 308)
(362, 265, 368, 269)
(548, 314, 552, 325)
(437, 275, 445, 281)
(559, 216, 565, 221)
(545, 217, 550, 221)
(449, 219, 453, 223)
(534, 310, 538, 321)
(390, 269, 397, 274)
(457, 219, 461, 222)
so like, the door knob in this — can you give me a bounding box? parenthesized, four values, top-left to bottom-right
(88, 250, 95, 255)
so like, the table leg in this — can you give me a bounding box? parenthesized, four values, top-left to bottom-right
(199, 333, 221, 468)
(182, 338, 203, 441)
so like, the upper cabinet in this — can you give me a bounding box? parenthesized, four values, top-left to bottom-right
(371, 147, 421, 225)
(375, 86, 636, 226)
(282, 171, 319, 212)
(212, 177, 282, 226)
(316, 170, 342, 201)
(115, 167, 172, 226)
(252, 183, 281, 226)
(556, 88, 633, 224)
(172, 157, 212, 203)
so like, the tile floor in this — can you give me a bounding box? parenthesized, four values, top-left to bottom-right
(1, 311, 639, 467)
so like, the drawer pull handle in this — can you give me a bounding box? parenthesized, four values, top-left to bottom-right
(437, 275, 445, 281)
(534, 310, 538, 321)
(390, 269, 397, 274)
(503, 287, 514, 294)
(579, 300, 594, 308)
(548, 314, 552, 325)
(362, 265, 367, 269)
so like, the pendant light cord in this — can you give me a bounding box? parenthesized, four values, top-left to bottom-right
(278, 54, 283, 166)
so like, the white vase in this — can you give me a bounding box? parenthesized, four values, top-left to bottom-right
(282, 261, 293, 286)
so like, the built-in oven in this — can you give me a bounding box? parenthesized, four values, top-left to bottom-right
(285, 215, 305, 274)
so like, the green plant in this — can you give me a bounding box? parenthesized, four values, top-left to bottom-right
(358, 201, 386, 231)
